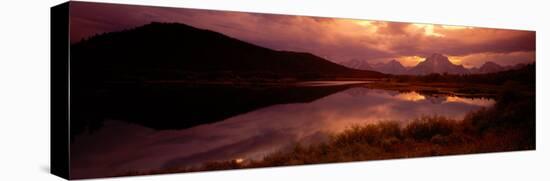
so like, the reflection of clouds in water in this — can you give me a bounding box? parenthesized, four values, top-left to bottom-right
(71, 87, 494, 178)
(395, 91, 426, 101)
(445, 96, 495, 107)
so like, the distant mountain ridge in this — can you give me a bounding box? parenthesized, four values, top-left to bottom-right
(344, 59, 373, 71)
(372, 59, 408, 75)
(341, 53, 526, 75)
(409, 53, 469, 75)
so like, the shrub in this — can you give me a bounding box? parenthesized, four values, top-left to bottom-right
(403, 116, 456, 141)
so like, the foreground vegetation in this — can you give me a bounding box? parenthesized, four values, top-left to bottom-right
(120, 81, 535, 176)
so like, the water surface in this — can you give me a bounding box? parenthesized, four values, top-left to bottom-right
(71, 84, 495, 178)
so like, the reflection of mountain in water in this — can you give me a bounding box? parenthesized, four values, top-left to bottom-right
(71, 84, 353, 137)
(343, 87, 404, 97)
(70, 85, 497, 178)
(426, 96, 447, 104)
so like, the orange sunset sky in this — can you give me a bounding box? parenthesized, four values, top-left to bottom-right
(70, 2, 535, 68)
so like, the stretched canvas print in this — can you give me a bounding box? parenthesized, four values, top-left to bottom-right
(51, 1, 536, 179)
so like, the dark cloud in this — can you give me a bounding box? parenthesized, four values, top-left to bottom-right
(377, 22, 411, 35)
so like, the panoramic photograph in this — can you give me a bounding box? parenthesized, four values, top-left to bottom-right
(68, 1, 535, 179)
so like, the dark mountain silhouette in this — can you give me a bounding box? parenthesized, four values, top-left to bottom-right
(340, 54, 529, 75)
(372, 59, 408, 75)
(408, 53, 469, 75)
(342, 59, 408, 75)
(472, 61, 505, 74)
(504, 63, 528, 71)
(71, 22, 384, 86)
(341, 59, 373, 70)
(70, 84, 356, 138)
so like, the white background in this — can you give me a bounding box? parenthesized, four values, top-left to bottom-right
(0, 0, 548, 180)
